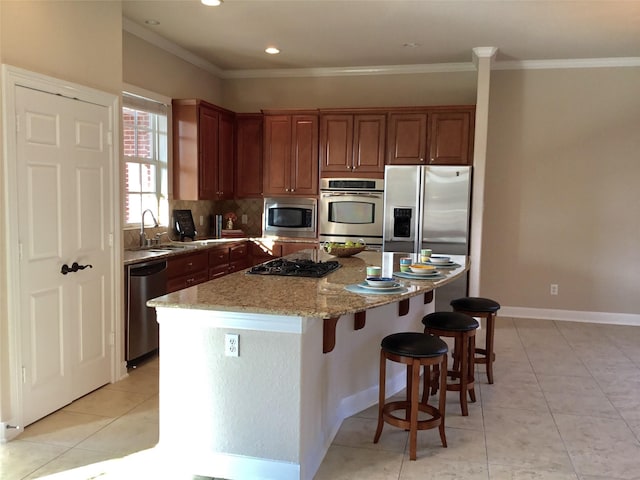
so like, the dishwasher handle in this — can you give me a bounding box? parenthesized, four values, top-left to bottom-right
(130, 261, 167, 277)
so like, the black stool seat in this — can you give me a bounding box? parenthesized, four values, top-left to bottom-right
(374, 331, 449, 460)
(422, 311, 479, 332)
(450, 296, 501, 385)
(381, 332, 448, 358)
(451, 297, 500, 313)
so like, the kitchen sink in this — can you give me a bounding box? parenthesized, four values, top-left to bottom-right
(127, 243, 199, 252)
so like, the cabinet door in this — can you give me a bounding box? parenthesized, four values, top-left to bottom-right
(235, 114, 263, 198)
(217, 111, 235, 198)
(353, 114, 386, 174)
(290, 115, 318, 195)
(428, 112, 472, 165)
(263, 115, 292, 195)
(320, 114, 353, 175)
(386, 113, 427, 165)
(198, 106, 219, 199)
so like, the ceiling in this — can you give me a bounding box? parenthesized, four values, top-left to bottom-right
(122, 0, 640, 75)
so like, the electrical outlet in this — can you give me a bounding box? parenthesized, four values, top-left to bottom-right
(225, 333, 239, 357)
(550, 284, 558, 295)
(241, 214, 248, 224)
(199, 215, 204, 226)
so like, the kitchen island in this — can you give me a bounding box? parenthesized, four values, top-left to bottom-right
(149, 250, 468, 480)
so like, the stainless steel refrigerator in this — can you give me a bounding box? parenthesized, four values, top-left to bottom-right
(383, 165, 472, 309)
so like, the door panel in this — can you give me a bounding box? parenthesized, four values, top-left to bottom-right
(27, 163, 61, 259)
(28, 287, 67, 402)
(16, 85, 112, 426)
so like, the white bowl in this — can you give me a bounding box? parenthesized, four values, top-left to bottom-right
(429, 256, 451, 265)
(365, 277, 396, 287)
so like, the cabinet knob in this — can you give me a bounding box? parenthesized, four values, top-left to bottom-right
(420, 158, 425, 162)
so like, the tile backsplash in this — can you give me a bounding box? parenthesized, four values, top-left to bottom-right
(123, 198, 264, 249)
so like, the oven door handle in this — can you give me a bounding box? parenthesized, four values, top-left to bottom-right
(321, 192, 383, 199)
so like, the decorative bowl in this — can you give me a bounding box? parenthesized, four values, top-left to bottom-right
(409, 264, 437, 273)
(323, 241, 366, 257)
(365, 277, 396, 287)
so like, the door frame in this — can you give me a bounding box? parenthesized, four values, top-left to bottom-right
(1, 65, 123, 441)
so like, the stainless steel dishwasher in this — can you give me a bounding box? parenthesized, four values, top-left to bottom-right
(126, 259, 168, 365)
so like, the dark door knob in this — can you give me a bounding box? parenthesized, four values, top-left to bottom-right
(61, 262, 93, 275)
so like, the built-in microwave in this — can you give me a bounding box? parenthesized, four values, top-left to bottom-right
(263, 197, 318, 238)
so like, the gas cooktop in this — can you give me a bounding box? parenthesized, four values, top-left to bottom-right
(247, 258, 341, 278)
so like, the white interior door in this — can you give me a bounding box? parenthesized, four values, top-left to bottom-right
(15, 85, 113, 426)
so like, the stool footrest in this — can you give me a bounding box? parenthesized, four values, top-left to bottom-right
(382, 400, 442, 432)
(474, 348, 496, 364)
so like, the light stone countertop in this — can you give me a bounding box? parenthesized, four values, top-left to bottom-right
(123, 237, 319, 266)
(148, 250, 469, 319)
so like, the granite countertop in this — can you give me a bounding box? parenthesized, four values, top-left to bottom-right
(148, 250, 469, 319)
(124, 237, 319, 266)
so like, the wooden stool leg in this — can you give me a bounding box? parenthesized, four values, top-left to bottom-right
(468, 334, 476, 403)
(438, 354, 447, 448)
(408, 358, 420, 460)
(485, 313, 495, 384)
(421, 364, 431, 404)
(459, 332, 469, 416)
(373, 350, 386, 443)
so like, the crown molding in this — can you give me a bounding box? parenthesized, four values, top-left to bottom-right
(222, 62, 476, 79)
(493, 57, 640, 71)
(123, 19, 640, 79)
(123, 17, 223, 77)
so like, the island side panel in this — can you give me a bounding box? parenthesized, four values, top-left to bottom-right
(300, 294, 435, 479)
(156, 308, 305, 479)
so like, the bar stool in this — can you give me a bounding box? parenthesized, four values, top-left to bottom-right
(373, 332, 448, 460)
(450, 297, 501, 384)
(422, 312, 479, 416)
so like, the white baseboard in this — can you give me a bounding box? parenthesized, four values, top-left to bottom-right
(156, 445, 300, 480)
(501, 306, 640, 327)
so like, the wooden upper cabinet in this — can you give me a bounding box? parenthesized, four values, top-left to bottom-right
(263, 113, 318, 196)
(428, 111, 473, 165)
(197, 105, 219, 199)
(172, 99, 234, 200)
(320, 113, 385, 177)
(235, 114, 263, 198)
(217, 111, 235, 199)
(386, 113, 428, 165)
(387, 107, 474, 166)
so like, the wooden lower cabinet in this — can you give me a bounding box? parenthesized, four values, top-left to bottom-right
(229, 242, 252, 273)
(209, 241, 252, 279)
(208, 245, 230, 280)
(166, 251, 209, 293)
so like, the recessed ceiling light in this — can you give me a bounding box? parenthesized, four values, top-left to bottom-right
(265, 47, 280, 55)
(144, 19, 160, 26)
(201, 0, 222, 6)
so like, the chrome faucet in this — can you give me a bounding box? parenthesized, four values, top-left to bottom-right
(140, 209, 159, 247)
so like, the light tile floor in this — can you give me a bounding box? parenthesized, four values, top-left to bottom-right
(2, 317, 640, 479)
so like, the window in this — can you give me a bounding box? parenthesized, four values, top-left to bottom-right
(122, 92, 169, 227)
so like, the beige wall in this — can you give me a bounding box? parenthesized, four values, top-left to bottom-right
(123, 32, 222, 104)
(222, 71, 477, 112)
(482, 67, 640, 315)
(0, 0, 122, 94)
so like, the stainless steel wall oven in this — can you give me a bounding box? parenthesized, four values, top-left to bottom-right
(319, 178, 384, 249)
